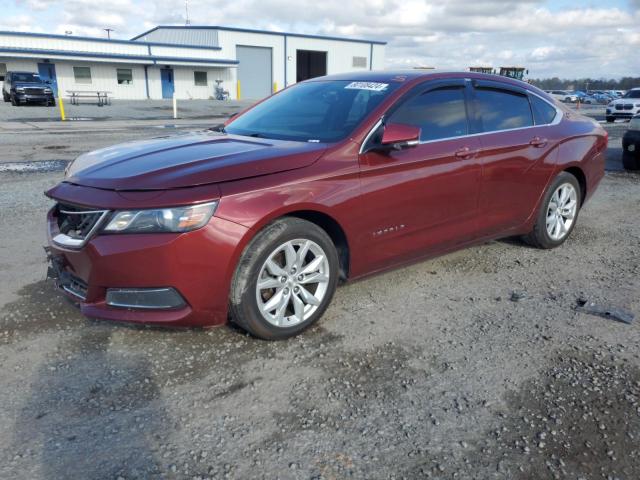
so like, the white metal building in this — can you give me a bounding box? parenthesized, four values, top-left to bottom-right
(0, 26, 386, 101)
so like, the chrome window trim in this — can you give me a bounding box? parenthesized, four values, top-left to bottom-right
(358, 117, 384, 154)
(52, 209, 109, 249)
(358, 86, 563, 152)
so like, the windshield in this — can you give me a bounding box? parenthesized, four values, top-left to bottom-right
(624, 90, 640, 99)
(225, 80, 401, 143)
(12, 73, 42, 83)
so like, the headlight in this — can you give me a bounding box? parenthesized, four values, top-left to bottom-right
(44, 88, 52, 93)
(103, 202, 218, 233)
(608, 102, 614, 107)
(16, 87, 25, 92)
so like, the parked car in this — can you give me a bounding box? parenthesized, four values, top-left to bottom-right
(622, 115, 640, 170)
(606, 88, 640, 122)
(45, 71, 607, 339)
(546, 90, 578, 103)
(2, 71, 55, 106)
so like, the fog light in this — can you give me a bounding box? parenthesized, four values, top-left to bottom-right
(106, 288, 186, 310)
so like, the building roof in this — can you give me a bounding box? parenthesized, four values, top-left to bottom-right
(0, 30, 221, 50)
(131, 25, 387, 45)
(0, 46, 238, 66)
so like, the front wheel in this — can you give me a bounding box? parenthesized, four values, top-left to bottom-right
(523, 172, 581, 249)
(229, 218, 339, 340)
(606, 116, 615, 123)
(10, 94, 18, 106)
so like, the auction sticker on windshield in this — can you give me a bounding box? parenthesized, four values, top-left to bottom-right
(345, 82, 389, 91)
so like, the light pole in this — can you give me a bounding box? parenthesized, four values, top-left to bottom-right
(104, 28, 114, 40)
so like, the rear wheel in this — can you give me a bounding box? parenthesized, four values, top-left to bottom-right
(523, 172, 581, 249)
(2, 92, 9, 102)
(229, 218, 339, 340)
(623, 149, 640, 170)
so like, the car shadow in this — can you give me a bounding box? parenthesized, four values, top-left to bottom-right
(11, 326, 166, 479)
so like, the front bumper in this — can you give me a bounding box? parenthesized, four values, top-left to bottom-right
(14, 92, 54, 104)
(606, 109, 639, 119)
(46, 208, 248, 328)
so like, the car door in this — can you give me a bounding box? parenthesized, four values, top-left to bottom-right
(355, 80, 483, 272)
(470, 81, 558, 237)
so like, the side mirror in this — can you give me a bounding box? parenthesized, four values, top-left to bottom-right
(380, 123, 421, 150)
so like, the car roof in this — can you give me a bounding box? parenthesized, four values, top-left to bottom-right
(310, 70, 551, 99)
(312, 69, 535, 88)
(8, 71, 39, 75)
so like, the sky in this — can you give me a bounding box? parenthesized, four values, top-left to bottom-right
(3, 0, 640, 79)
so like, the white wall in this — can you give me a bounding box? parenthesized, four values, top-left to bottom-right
(0, 57, 237, 100)
(52, 61, 148, 99)
(285, 36, 376, 86)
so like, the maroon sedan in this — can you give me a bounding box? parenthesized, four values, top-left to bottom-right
(46, 71, 607, 339)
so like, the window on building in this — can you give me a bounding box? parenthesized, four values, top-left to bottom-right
(194, 71, 208, 86)
(473, 87, 533, 132)
(73, 66, 92, 84)
(0, 63, 6, 82)
(352, 56, 367, 68)
(117, 68, 133, 85)
(390, 87, 469, 142)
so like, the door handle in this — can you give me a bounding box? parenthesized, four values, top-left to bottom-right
(454, 147, 479, 159)
(529, 136, 548, 148)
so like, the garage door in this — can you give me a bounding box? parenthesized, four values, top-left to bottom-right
(236, 46, 273, 100)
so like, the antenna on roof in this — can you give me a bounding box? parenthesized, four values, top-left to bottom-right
(185, 0, 191, 25)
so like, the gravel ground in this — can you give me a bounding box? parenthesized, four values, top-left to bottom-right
(0, 107, 639, 480)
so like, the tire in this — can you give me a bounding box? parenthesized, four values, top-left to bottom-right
(229, 217, 339, 340)
(2, 92, 9, 102)
(47, 98, 56, 107)
(523, 172, 581, 249)
(606, 116, 615, 123)
(10, 94, 18, 106)
(623, 150, 640, 170)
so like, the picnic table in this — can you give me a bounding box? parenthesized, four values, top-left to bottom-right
(67, 90, 112, 106)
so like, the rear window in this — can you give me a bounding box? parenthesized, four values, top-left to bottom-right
(530, 95, 558, 125)
(474, 87, 533, 132)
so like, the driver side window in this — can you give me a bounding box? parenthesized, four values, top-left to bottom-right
(390, 87, 469, 142)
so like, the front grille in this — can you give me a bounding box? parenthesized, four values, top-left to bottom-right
(53, 203, 109, 248)
(62, 272, 88, 300)
(24, 87, 44, 95)
(616, 104, 634, 110)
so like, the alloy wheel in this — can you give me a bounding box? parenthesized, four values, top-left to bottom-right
(256, 239, 330, 327)
(546, 183, 578, 241)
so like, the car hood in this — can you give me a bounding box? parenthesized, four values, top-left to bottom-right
(64, 131, 327, 191)
(13, 82, 50, 89)
(610, 98, 637, 104)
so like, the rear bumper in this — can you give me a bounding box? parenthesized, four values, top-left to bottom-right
(46, 208, 248, 328)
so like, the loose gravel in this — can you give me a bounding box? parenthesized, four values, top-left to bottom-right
(0, 111, 639, 479)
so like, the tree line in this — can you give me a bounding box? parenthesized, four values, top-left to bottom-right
(529, 77, 640, 91)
